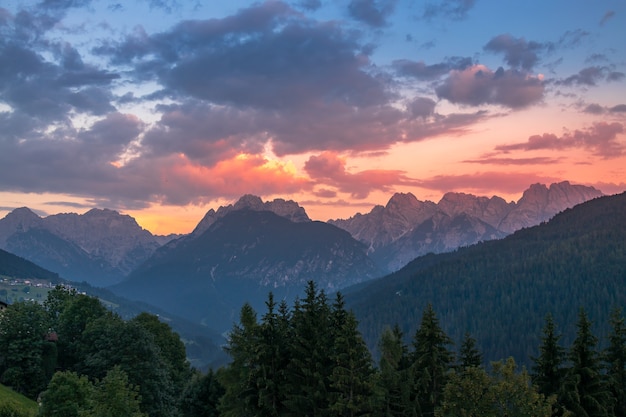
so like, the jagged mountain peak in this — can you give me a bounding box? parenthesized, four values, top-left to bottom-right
(192, 195, 311, 237)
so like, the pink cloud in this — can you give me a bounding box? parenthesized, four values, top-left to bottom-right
(304, 152, 419, 198)
(415, 171, 560, 194)
(496, 122, 625, 158)
(436, 64, 545, 108)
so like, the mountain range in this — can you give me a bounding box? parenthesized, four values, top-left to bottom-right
(329, 181, 603, 271)
(344, 190, 626, 366)
(0, 181, 603, 333)
(0, 208, 169, 286)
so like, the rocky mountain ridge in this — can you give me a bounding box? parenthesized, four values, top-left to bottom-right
(112, 209, 381, 331)
(0, 208, 165, 286)
(329, 181, 603, 272)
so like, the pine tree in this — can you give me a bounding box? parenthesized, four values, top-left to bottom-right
(531, 314, 566, 416)
(562, 308, 613, 417)
(218, 302, 260, 417)
(283, 281, 333, 417)
(458, 332, 482, 370)
(605, 308, 626, 417)
(328, 294, 376, 417)
(377, 325, 413, 417)
(410, 304, 454, 417)
(254, 292, 290, 417)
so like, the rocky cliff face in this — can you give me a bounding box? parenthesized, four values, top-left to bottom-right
(330, 181, 603, 272)
(0, 208, 167, 286)
(191, 194, 310, 237)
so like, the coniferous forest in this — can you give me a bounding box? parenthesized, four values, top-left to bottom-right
(1, 281, 626, 417)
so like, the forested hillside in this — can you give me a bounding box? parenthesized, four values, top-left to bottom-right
(0, 248, 62, 283)
(346, 192, 626, 365)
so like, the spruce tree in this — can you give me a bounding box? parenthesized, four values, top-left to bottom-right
(377, 325, 413, 417)
(531, 314, 566, 416)
(562, 308, 613, 417)
(254, 292, 290, 417)
(605, 308, 626, 417)
(328, 294, 376, 417)
(458, 332, 482, 370)
(283, 281, 333, 417)
(218, 302, 260, 417)
(410, 304, 454, 417)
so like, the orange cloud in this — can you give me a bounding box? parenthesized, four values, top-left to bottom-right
(156, 153, 313, 204)
(304, 152, 419, 198)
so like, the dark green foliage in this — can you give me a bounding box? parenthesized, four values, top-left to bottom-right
(532, 314, 567, 416)
(328, 301, 376, 416)
(218, 302, 260, 417)
(605, 309, 626, 417)
(0, 248, 61, 283)
(458, 332, 482, 369)
(410, 303, 454, 417)
(376, 325, 413, 416)
(437, 358, 554, 417)
(89, 366, 146, 417)
(346, 192, 626, 366)
(39, 371, 93, 417)
(180, 369, 224, 417)
(0, 301, 49, 398)
(561, 309, 614, 417)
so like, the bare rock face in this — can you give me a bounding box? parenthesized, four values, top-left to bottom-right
(42, 208, 161, 274)
(329, 193, 438, 253)
(0, 208, 167, 285)
(0, 207, 43, 247)
(437, 192, 514, 229)
(192, 194, 310, 237)
(330, 181, 603, 273)
(499, 182, 603, 233)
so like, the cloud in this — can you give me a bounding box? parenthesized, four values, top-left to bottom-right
(463, 156, 560, 165)
(600, 10, 615, 26)
(347, 0, 397, 27)
(581, 102, 626, 114)
(559, 66, 625, 86)
(393, 56, 473, 80)
(304, 152, 419, 198)
(297, 0, 322, 11)
(415, 171, 560, 194)
(496, 122, 625, 158)
(484, 34, 544, 70)
(435, 64, 545, 108)
(422, 0, 476, 20)
(611, 104, 626, 113)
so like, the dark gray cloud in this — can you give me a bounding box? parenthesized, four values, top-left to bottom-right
(484, 34, 544, 70)
(436, 65, 545, 108)
(560, 66, 625, 86)
(600, 10, 615, 26)
(611, 104, 626, 113)
(347, 0, 397, 27)
(297, 0, 322, 11)
(422, 0, 476, 20)
(97, 2, 387, 111)
(496, 122, 625, 158)
(393, 56, 473, 80)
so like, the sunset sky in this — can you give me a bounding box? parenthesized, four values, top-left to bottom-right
(1, 0, 625, 234)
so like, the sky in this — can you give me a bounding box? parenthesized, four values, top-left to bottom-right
(0, 0, 625, 235)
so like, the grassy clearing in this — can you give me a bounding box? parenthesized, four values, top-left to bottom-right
(0, 384, 38, 416)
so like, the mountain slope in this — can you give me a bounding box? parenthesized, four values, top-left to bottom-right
(0, 247, 63, 283)
(113, 209, 381, 331)
(0, 208, 165, 286)
(345, 192, 625, 365)
(331, 181, 603, 272)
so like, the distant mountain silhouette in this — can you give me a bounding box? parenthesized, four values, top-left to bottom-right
(112, 209, 381, 332)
